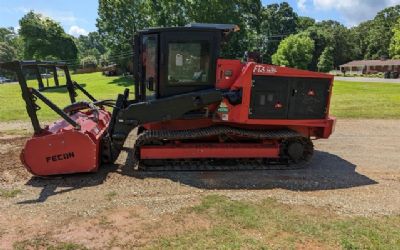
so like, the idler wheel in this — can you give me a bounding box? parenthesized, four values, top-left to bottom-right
(282, 137, 314, 163)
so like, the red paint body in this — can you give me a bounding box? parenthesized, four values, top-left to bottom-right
(142, 60, 336, 160)
(21, 109, 111, 176)
(141, 143, 280, 159)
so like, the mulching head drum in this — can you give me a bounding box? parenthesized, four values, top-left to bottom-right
(20, 110, 111, 176)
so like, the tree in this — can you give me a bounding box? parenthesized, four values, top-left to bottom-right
(97, 0, 152, 52)
(350, 6, 400, 60)
(272, 34, 314, 69)
(389, 18, 400, 58)
(183, 0, 262, 58)
(350, 20, 373, 60)
(99, 52, 111, 67)
(303, 20, 355, 71)
(364, 5, 400, 59)
(97, 0, 263, 63)
(149, 0, 188, 27)
(317, 46, 334, 72)
(259, 2, 298, 63)
(0, 42, 17, 62)
(81, 55, 98, 68)
(97, 0, 154, 70)
(302, 25, 330, 71)
(296, 16, 315, 32)
(322, 21, 355, 68)
(75, 31, 106, 62)
(19, 11, 78, 61)
(94, 1, 400, 70)
(0, 27, 23, 60)
(76, 32, 106, 56)
(0, 27, 14, 43)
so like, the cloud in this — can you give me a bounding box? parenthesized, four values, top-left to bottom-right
(36, 10, 79, 25)
(68, 25, 88, 37)
(312, 0, 400, 26)
(0, 6, 79, 24)
(296, 0, 308, 11)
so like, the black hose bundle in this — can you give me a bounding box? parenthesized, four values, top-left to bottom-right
(63, 101, 100, 122)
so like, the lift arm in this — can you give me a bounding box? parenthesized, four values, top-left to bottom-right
(105, 88, 223, 161)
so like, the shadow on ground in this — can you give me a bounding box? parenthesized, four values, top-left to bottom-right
(18, 150, 377, 204)
(17, 164, 119, 204)
(107, 77, 133, 87)
(129, 150, 377, 191)
(39, 84, 87, 93)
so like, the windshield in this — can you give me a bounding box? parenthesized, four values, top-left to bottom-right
(167, 41, 210, 85)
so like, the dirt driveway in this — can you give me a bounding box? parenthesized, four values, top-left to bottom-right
(0, 119, 399, 248)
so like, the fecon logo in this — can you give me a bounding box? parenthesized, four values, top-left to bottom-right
(46, 152, 75, 163)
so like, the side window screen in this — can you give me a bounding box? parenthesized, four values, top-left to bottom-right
(168, 41, 210, 85)
(142, 35, 158, 98)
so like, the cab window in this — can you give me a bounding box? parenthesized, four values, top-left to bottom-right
(167, 41, 210, 85)
(142, 35, 158, 98)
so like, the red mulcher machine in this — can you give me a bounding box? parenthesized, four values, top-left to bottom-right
(0, 24, 335, 176)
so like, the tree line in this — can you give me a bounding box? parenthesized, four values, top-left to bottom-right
(1, 1, 400, 72)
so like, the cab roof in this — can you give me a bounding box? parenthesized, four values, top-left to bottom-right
(138, 23, 239, 37)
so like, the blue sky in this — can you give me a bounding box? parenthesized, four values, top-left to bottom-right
(0, 0, 399, 37)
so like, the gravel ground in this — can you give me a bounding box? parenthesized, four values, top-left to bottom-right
(0, 119, 399, 248)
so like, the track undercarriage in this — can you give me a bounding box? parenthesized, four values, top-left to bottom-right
(134, 126, 314, 171)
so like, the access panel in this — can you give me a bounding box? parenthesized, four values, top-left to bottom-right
(288, 77, 331, 119)
(249, 76, 331, 119)
(249, 76, 290, 119)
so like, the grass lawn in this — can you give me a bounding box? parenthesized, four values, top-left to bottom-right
(151, 195, 400, 249)
(0, 73, 399, 121)
(13, 195, 400, 249)
(330, 80, 400, 118)
(0, 72, 131, 122)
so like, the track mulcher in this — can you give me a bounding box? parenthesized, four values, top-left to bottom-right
(0, 24, 335, 176)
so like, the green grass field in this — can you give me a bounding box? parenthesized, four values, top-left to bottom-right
(151, 195, 400, 249)
(13, 195, 400, 249)
(0, 72, 130, 121)
(0, 73, 399, 121)
(331, 80, 400, 118)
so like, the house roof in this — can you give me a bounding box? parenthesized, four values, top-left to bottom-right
(340, 59, 400, 67)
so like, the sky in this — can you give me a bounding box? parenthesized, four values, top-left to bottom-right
(0, 0, 400, 37)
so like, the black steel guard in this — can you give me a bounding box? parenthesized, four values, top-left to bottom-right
(0, 61, 99, 134)
(104, 88, 223, 162)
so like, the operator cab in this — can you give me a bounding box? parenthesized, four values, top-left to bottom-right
(134, 23, 239, 101)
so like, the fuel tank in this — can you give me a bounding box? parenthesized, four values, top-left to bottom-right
(20, 109, 111, 176)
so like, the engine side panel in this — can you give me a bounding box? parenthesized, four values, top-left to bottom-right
(288, 77, 331, 119)
(250, 76, 331, 119)
(249, 75, 290, 119)
(212, 60, 336, 139)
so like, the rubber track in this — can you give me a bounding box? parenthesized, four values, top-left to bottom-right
(133, 126, 311, 171)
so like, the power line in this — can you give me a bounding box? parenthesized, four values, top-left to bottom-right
(57, 50, 133, 63)
(22, 48, 135, 67)
(52, 50, 134, 64)
(65, 53, 134, 67)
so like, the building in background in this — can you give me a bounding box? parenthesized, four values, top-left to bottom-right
(339, 59, 400, 74)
